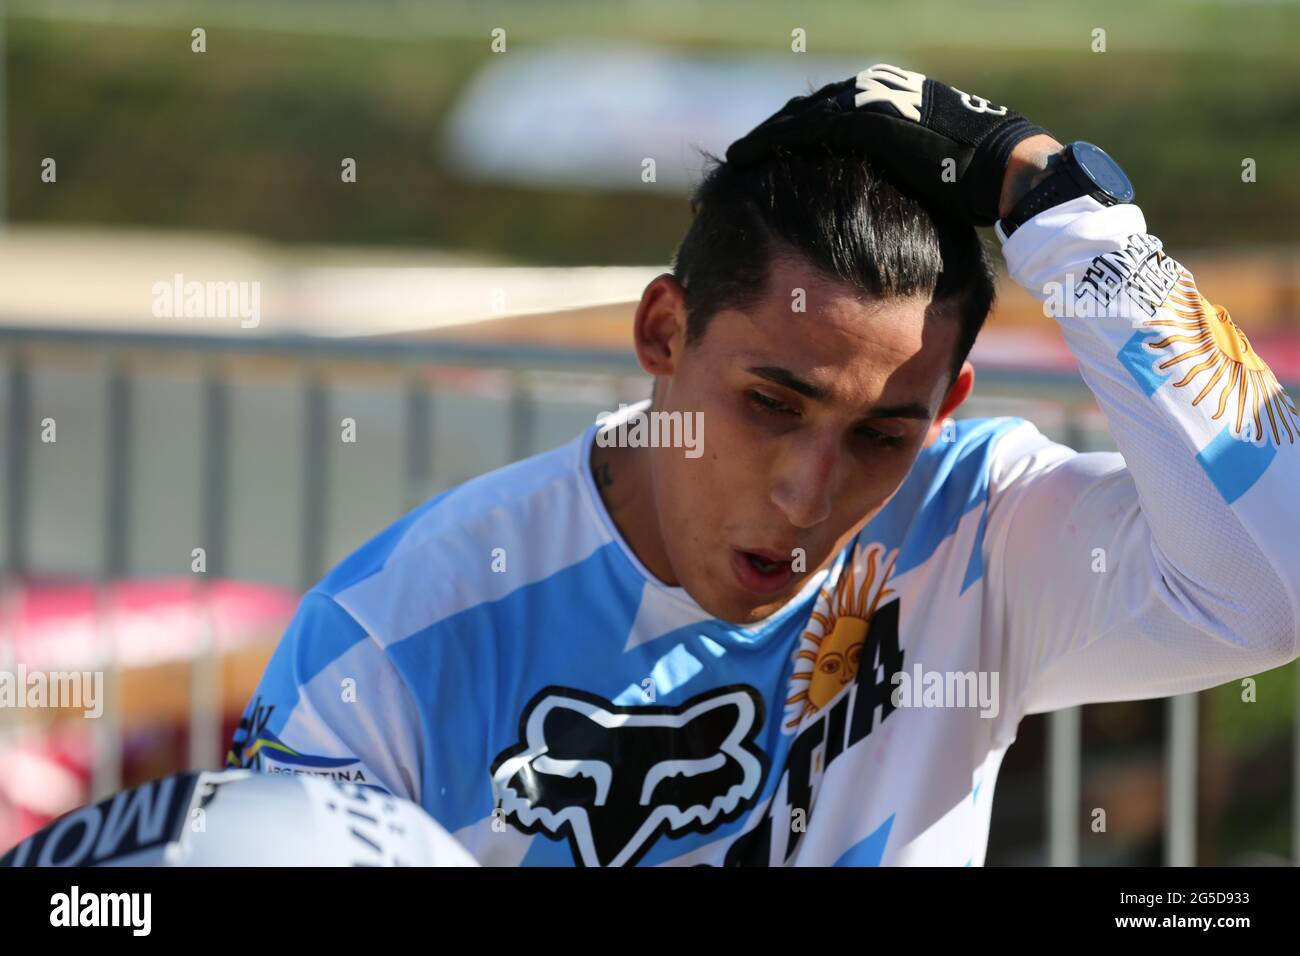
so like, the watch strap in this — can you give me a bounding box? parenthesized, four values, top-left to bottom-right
(996, 149, 1093, 238)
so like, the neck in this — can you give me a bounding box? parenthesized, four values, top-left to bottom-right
(589, 438, 678, 586)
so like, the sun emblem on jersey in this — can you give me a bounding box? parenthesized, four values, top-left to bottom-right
(1144, 269, 1299, 446)
(782, 541, 898, 732)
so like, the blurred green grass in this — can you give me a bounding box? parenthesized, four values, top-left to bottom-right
(6, 1, 1300, 261)
(1201, 661, 1297, 861)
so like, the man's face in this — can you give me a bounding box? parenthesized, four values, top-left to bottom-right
(634, 254, 971, 625)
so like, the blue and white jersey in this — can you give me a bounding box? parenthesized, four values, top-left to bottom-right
(230, 196, 1300, 866)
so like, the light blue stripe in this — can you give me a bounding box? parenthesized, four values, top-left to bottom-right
(959, 507, 988, 596)
(832, 813, 895, 867)
(388, 541, 645, 832)
(316, 488, 454, 594)
(293, 592, 370, 686)
(520, 832, 579, 867)
(612, 644, 705, 704)
(1118, 328, 1171, 398)
(699, 636, 727, 658)
(864, 417, 1023, 587)
(1196, 424, 1276, 504)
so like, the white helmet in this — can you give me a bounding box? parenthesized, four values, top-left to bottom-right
(1, 769, 479, 867)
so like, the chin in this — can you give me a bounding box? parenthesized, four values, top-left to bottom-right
(696, 586, 798, 627)
(676, 554, 806, 625)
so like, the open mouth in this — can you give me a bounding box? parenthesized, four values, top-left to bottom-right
(732, 549, 797, 596)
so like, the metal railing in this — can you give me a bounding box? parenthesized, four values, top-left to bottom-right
(0, 323, 1296, 866)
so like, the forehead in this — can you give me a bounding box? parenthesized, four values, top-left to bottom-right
(705, 255, 960, 408)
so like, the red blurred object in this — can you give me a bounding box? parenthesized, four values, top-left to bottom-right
(0, 576, 297, 850)
(7, 576, 296, 669)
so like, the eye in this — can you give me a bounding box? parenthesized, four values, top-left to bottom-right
(748, 390, 797, 417)
(855, 424, 907, 449)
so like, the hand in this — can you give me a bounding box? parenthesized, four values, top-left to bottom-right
(727, 63, 1054, 227)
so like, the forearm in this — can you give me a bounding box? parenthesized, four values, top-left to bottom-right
(999, 197, 1300, 654)
(997, 133, 1065, 220)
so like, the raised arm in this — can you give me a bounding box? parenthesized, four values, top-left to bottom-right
(983, 192, 1299, 740)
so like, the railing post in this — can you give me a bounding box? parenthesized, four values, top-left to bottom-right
(404, 368, 432, 511)
(2, 350, 27, 820)
(5, 352, 28, 576)
(1165, 692, 1198, 866)
(0, 583, 17, 846)
(189, 581, 221, 771)
(299, 367, 330, 592)
(102, 361, 131, 580)
(189, 363, 229, 771)
(1047, 707, 1082, 865)
(91, 358, 130, 802)
(1046, 403, 1086, 866)
(508, 373, 533, 463)
(201, 363, 229, 580)
(504, 374, 530, 463)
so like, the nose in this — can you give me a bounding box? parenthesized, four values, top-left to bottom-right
(770, 434, 837, 529)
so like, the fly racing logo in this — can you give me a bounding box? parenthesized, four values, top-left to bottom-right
(852, 63, 1006, 119)
(955, 91, 1007, 115)
(853, 64, 926, 120)
(492, 685, 768, 867)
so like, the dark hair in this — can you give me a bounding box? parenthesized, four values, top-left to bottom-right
(671, 148, 996, 383)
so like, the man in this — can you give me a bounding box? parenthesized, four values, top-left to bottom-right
(228, 64, 1300, 866)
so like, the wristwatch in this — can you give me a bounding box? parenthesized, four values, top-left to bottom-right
(996, 140, 1135, 239)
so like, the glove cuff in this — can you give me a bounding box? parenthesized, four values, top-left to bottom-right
(964, 117, 1051, 225)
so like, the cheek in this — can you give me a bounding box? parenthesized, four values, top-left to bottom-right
(670, 397, 768, 483)
(650, 433, 746, 563)
(653, 453, 716, 540)
(703, 397, 780, 469)
(826, 452, 918, 528)
(651, 461, 726, 588)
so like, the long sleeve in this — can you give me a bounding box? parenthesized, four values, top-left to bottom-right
(227, 590, 425, 802)
(982, 195, 1300, 743)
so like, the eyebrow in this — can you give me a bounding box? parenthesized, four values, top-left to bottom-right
(746, 365, 932, 420)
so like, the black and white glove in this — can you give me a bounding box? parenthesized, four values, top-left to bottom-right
(726, 63, 1051, 227)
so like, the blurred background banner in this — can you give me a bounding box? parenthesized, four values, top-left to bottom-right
(0, 0, 1297, 865)
(441, 44, 873, 191)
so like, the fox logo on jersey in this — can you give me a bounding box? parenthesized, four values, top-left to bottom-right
(491, 685, 768, 867)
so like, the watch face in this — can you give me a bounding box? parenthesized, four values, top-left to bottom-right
(1071, 141, 1135, 203)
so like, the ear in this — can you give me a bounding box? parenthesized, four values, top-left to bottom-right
(923, 361, 974, 448)
(632, 274, 689, 379)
